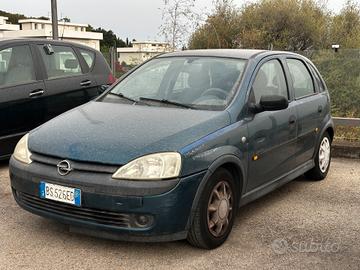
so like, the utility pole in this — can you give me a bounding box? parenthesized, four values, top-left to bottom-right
(51, 0, 59, 40)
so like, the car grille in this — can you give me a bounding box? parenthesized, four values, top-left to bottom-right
(16, 191, 131, 228)
(30, 152, 119, 174)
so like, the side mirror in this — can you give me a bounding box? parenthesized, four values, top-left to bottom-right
(250, 95, 288, 113)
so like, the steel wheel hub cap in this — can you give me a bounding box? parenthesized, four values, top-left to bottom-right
(218, 200, 228, 219)
(207, 181, 233, 238)
(319, 137, 331, 173)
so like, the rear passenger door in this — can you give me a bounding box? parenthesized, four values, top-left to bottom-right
(246, 57, 297, 191)
(0, 43, 45, 157)
(36, 43, 98, 121)
(285, 58, 323, 166)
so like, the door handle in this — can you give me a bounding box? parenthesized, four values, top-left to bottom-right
(289, 116, 296, 125)
(29, 89, 45, 98)
(318, 106, 323, 113)
(80, 80, 92, 87)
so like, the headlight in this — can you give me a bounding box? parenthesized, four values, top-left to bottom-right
(13, 133, 32, 164)
(112, 152, 181, 180)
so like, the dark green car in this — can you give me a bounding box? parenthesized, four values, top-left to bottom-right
(10, 49, 334, 249)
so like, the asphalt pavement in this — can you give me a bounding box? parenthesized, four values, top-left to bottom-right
(0, 158, 359, 270)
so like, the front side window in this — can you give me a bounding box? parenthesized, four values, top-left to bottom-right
(0, 45, 36, 87)
(103, 57, 247, 110)
(286, 59, 315, 98)
(251, 59, 288, 104)
(38, 45, 82, 79)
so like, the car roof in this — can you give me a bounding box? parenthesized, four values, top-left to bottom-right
(0, 37, 96, 51)
(157, 49, 301, 60)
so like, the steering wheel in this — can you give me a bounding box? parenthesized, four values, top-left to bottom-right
(201, 88, 228, 99)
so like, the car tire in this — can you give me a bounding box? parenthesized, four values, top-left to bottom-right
(305, 132, 332, 181)
(187, 168, 238, 249)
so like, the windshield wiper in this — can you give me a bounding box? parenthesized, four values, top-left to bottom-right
(139, 97, 195, 109)
(108, 92, 149, 105)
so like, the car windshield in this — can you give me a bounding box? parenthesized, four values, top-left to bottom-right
(101, 57, 247, 110)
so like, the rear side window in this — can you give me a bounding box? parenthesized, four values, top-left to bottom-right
(251, 59, 288, 104)
(309, 65, 326, 92)
(79, 48, 95, 69)
(286, 59, 315, 98)
(0, 45, 36, 87)
(38, 45, 82, 79)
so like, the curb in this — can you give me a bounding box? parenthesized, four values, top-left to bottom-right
(332, 142, 360, 159)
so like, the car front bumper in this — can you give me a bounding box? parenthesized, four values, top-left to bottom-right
(9, 157, 206, 242)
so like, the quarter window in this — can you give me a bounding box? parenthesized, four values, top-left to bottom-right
(38, 45, 82, 79)
(286, 59, 315, 98)
(309, 65, 325, 92)
(0, 45, 36, 87)
(79, 49, 95, 69)
(251, 59, 288, 104)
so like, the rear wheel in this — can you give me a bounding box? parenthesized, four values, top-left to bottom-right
(305, 132, 332, 180)
(187, 168, 238, 249)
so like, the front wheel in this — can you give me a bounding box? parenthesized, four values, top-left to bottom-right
(187, 168, 238, 249)
(305, 132, 332, 180)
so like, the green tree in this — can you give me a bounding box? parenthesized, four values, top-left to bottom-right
(189, 0, 241, 49)
(86, 25, 128, 51)
(0, 10, 27, 24)
(189, 0, 330, 51)
(330, 0, 360, 48)
(239, 0, 330, 50)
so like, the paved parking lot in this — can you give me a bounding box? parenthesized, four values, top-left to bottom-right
(0, 158, 359, 270)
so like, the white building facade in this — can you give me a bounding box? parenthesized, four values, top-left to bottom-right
(2, 19, 103, 50)
(117, 41, 172, 65)
(0, 16, 20, 38)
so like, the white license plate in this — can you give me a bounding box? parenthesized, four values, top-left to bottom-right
(39, 182, 81, 206)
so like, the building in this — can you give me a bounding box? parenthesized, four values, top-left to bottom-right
(2, 19, 102, 50)
(117, 41, 172, 65)
(0, 16, 20, 37)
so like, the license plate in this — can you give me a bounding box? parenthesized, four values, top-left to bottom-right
(39, 182, 81, 206)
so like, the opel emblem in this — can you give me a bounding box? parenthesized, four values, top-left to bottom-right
(57, 160, 72, 176)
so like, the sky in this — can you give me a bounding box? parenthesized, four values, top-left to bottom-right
(0, 0, 355, 41)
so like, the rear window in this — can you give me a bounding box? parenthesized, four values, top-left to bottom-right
(79, 49, 95, 69)
(38, 45, 82, 79)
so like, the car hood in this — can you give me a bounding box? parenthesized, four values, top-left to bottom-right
(29, 101, 230, 165)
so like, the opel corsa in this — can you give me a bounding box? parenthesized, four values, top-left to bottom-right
(10, 50, 334, 249)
